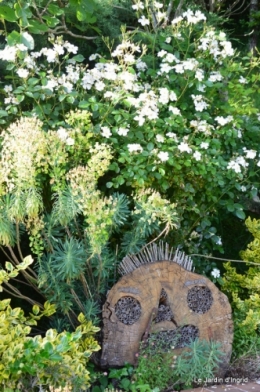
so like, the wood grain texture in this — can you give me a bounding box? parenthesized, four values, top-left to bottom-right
(101, 261, 233, 375)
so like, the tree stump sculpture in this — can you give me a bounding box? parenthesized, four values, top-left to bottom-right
(101, 243, 233, 376)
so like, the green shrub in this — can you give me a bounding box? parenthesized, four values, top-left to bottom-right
(222, 217, 260, 357)
(0, 256, 100, 391)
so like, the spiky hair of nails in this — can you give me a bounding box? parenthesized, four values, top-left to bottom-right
(118, 242, 194, 276)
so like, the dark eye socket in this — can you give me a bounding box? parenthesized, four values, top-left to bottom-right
(187, 285, 213, 314)
(115, 296, 142, 325)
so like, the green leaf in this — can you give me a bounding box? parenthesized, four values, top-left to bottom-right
(32, 305, 40, 315)
(70, 54, 85, 63)
(235, 209, 246, 220)
(42, 15, 60, 28)
(0, 110, 8, 118)
(0, 6, 17, 22)
(14, 3, 32, 27)
(147, 142, 154, 151)
(5, 262, 13, 272)
(106, 182, 113, 188)
(16, 95, 25, 103)
(47, 3, 64, 15)
(79, 100, 89, 109)
(28, 20, 49, 34)
(6, 63, 15, 70)
(6, 30, 21, 46)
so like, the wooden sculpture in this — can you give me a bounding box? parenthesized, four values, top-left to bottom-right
(101, 243, 233, 376)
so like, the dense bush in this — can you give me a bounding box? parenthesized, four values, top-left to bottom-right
(0, 1, 260, 389)
(0, 257, 100, 391)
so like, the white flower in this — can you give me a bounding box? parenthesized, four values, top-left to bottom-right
(227, 156, 248, 173)
(171, 16, 183, 25)
(211, 268, 220, 278)
(243, 148, 257, 159)
(183, 9, 206, 24)
(16, 68, 29, 78)
(0, 45, 17, 62)
(215, 116, 233, 126)
(183, 59, 198, 71)
(197, 84, 206, 92)
(4, 85, 13, 93)
(132, 2, 144, 10)
(235, 129, 242, 138)
(209, 72, 223, 82)
(220, 40, 234, 57)
(158, 151, 169, 162)
(190, 120, 214, 135)
(159, 63, 173, 74)
(241, 185, 247, 192)
(104, 91, 117, 99)
(57, 127, 68, 141)
(166, 132, 178, 141)
(117, 127, 129, 136)
(138, 15, 150, 26)
(16, 43, 28, 51)
(239, 76, 247, 84)
(64, 42, 78, 54)
(193, 151, 201, 161)
(89, 53, 101, 61)
(136, 59, 147, 71)
(165, 53, 178, 63)
(63, 81, 73, 93)
(158, 87, 169, 104)
(95, 81, 105, 91)
(101, 126, 112, 138)
(53, 44, 64, 56)
(66, 137, 74, 146)
(169, 106, 181, 115)
(178, 142, 192, 153)
(156, 134, 164, 143)
(128, 143, 143, 152)
(169, 91, 177, 101)
(124, 53, 135, 63)
(44, 79, 58, 91)
(173, 63, 184, 73)
(157, 50, 167, 58)
(191, 95, 208, 112)
(154, 1, 163, 8)
(165, 37, 172, 44)
(41, 48, 57, 63)
(195, 69, 204, 81)
(200, 142, 209, 149)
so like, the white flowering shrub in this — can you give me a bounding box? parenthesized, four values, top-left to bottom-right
(0, 2, 260, 317)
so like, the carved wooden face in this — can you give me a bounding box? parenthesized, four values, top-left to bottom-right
(101, 261, 233, 369)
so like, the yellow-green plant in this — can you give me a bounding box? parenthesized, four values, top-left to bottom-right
(221, 217, 260, 358)
(222, 217, 260, 334)
(0, 257, 100, 391)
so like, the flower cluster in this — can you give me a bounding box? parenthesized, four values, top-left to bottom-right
(0, 118, 47, 191)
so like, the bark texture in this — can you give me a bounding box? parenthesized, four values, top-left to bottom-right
(101, 261, 233, 376)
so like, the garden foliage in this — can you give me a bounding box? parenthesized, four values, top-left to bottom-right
(222, 217, 260, 356)
(0, 257, 100, 391)
(0, 0, 259, 362)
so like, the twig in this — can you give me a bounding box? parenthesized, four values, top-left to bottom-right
(3, 282, 44, 307)
(190, 253, 260, 266)
(140, 224, 169, 252)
